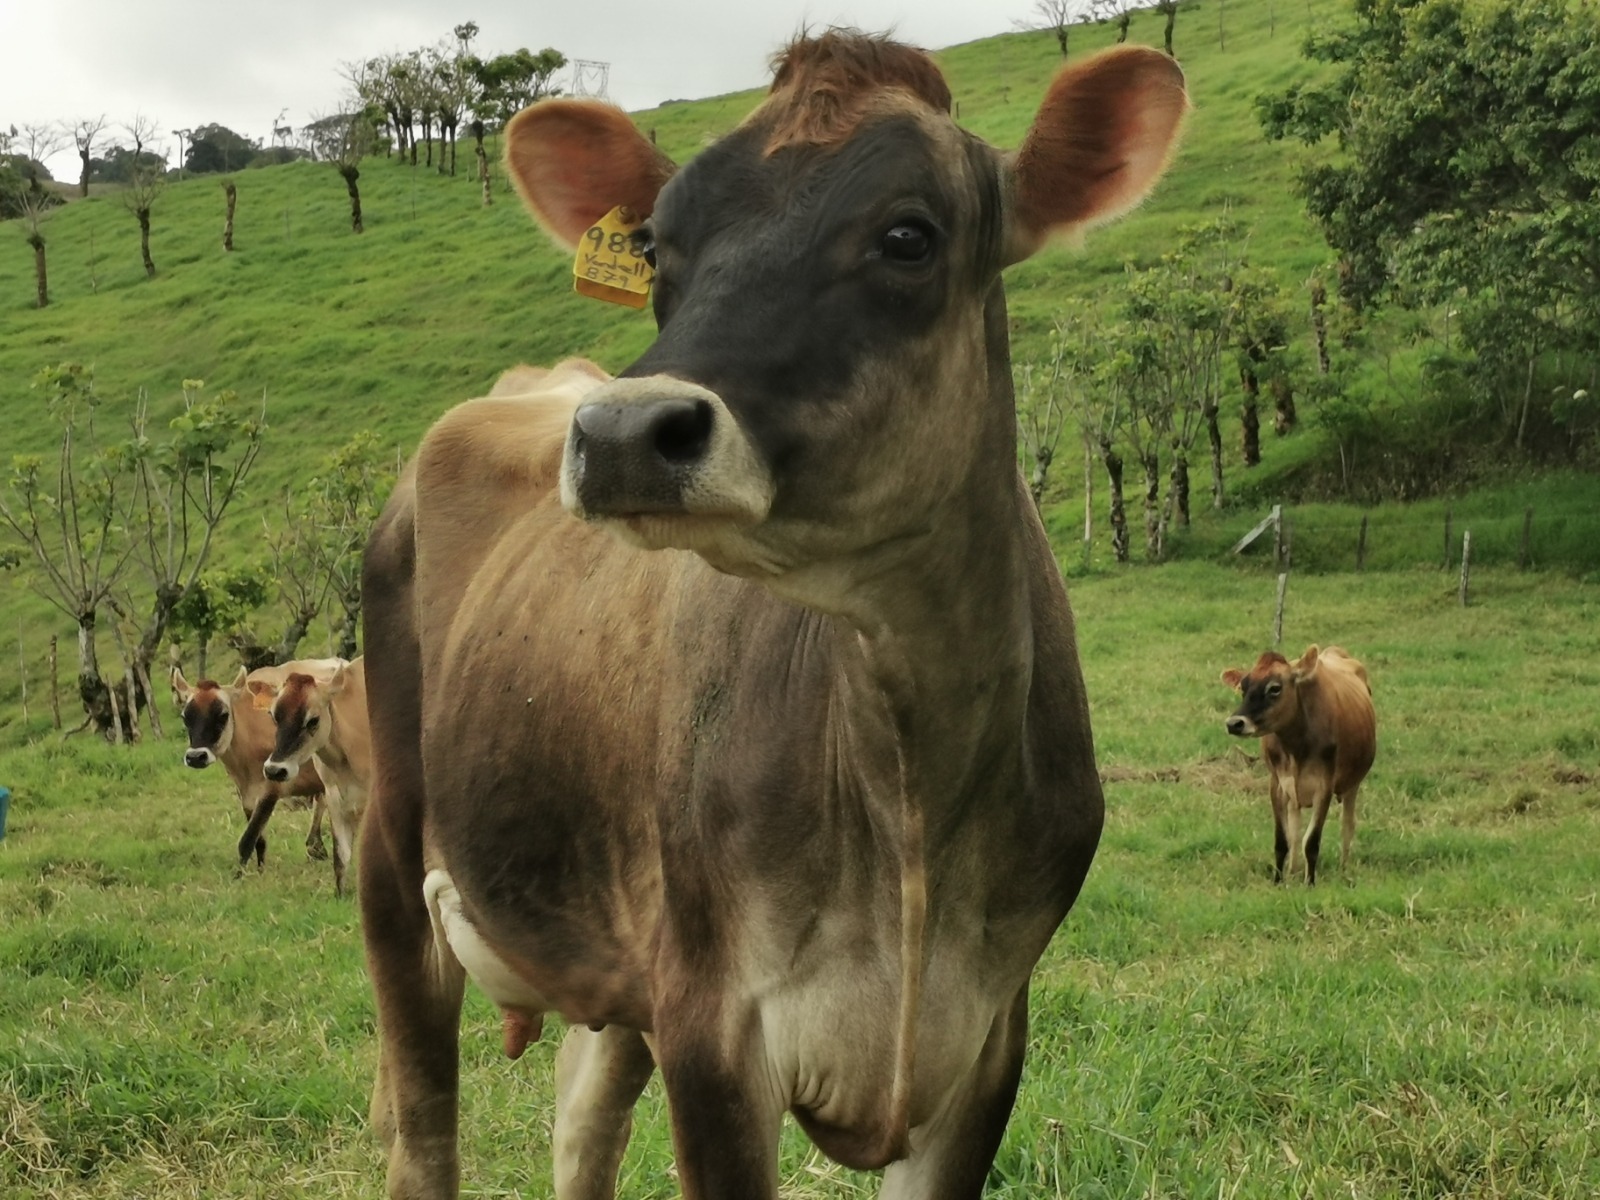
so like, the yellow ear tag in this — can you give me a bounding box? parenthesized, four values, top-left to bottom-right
(573, 206, 654, 309)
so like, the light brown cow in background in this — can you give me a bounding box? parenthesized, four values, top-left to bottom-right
(172, 662, 340, 871)
(251, 658, 370, 897)
(1221, 644, 1377, 884)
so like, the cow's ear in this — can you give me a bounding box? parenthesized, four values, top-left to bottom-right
(245, 678, 277, 709)
(1003, 46, 1187, 266)
(1294, 645, 1321, 682)
(326, 664, 350, 697)
(171, 667, 192, 706)
(1220, 668, 1244, 692)
(504, 99, 678, 249)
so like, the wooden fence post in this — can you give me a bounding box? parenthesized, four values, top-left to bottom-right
(1274, 571, 1289, 647)
(1519, 507, 1533, 570)
(1459, 530, 1472, 606)
(1443, 508, 1453, 569)
(48, 634, 61, 731)
(16, 620, 26, 724)
(1273, 506, 1287, 571)
(1356, 513, 1368, 572)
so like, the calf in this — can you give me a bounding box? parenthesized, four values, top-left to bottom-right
(172, 662, 337, 871)
(1221, 644, 1377, 884)
(250, 658, 370, 898)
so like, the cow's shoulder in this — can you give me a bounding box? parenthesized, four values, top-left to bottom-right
(417, 360, 609, 513)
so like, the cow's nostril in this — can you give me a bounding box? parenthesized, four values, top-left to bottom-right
(1226, 717, 1246, 735)
(652, 398, 714, 464)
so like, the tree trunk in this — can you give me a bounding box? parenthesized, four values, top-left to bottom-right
(29, 234, 48, 308)
(1141, 450, 1162, 560)
(137, 207, 155, 278)
(1309, 277, 1330, 375)
(1515, 354, 1536, 449)
(340, 165, 364, 233)
(223, 181, 237, 251)
(1170, 449, 1191, 528)
(76, 612, 112, 733)
(423, 116, 434, 168)
(1204, 396, 1225, 507)
(79, 149, 91, 198)
(274, 610, 315, 665)
(448, 123, 458, 176)
(1117, 14, 1131, 42)
(1029, 446, 1052, 510)
(1055, 27, 1069, 56)
(474, 124, 491, 207)
(1270, 375, 1297, 435)
(336, 605, 359, 662)
(1163, 3, 1177, 55)
(1100, 438, 1129, 564)
(1240, 360, 1262, 467)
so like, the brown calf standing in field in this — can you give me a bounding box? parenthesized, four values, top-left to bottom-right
(1221, 644, 1377, 884)
(172, 662, 337, 871)
(251, 658, 370, 898)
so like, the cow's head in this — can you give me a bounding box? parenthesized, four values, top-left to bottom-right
(1221, 646, 1324, 737)
(505, 31, 1185, 612)
(253, 666, 346, 782)
(172, 665, 248, 767)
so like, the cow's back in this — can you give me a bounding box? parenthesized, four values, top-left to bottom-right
(1309, 648, 1376, 794)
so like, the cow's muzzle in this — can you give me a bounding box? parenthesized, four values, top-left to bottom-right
(184, 748, 215, 768)
(263, 759, 297, 783)
(560, 377, 773, 526)
(1225, 716, 1256, 737)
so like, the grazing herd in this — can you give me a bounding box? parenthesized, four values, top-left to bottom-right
(161, 31, 1383, 1200)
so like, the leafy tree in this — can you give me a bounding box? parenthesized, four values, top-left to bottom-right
(306, 107, 381, 232)
(169, 565, 270, 680)
(5, 124, 65, 306)
(1016, 332, 1075, 510)
(1258, 0, 1600, 445)
(472, 47, 568, 127)
(185, 123, 259, 174)
(120, 158, 165, 278)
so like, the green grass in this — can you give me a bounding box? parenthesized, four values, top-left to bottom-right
(2, 564, 1597, 1198)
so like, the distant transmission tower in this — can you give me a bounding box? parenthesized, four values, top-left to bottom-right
(571, 60, 611, 101)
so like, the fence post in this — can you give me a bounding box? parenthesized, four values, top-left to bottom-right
(1356, 513, 1368, 572)
(1459, 530, 1472, 606)
(1519, 507, 1533, 570)
(48, 634, 61, 731)
(1443, 508, 1453, 569)
(1274, 571, 1289, 647)
(107, 676, 125, 746)
(1273, 506, 1287, 571)
(16, 620, 26, 724)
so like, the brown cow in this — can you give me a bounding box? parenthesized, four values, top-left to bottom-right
(1220, 644, 1377, 885)
(250, 658, 371, 898)
(359, 31, 1186, 1200)
(171, 662, 338, 872)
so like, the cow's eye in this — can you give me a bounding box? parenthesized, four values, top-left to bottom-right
(631, 227, 657, 269)
(306, 716, 320, 731)
(1265, 682, 1283, 699)
(217, 712, 228, 728)
(880, 222, 934, 264)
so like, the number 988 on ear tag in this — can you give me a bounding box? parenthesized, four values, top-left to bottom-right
(573, 206, 655, 308)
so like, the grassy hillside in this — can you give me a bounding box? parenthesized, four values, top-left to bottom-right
(2, 565, 1597, 1197)
(0, 0, 1594, 741)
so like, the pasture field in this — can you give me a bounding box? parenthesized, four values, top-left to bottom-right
(2, 563, 1597, 1199)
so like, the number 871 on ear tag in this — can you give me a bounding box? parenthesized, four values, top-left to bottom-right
(573, 206, 655, 309)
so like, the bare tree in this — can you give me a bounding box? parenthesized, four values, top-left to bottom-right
(1015, 332, 1074, 510)
(1155, 0, 1180, 56)
(120, 158, 165, 278)
(123, 112, 161, 161)
(1017, 0, 1082, 56)
(1091, 0, 1137, 43)
(307, 107, 379, 232)
(0, 365, 138, 732)
(67, 114, 109, 197)
(8, 124, 65, 307)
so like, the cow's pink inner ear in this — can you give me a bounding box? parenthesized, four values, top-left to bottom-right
(1006, 46, 1187, 263)
(504, 100, 677, 249)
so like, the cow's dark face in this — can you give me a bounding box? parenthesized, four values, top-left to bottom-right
(1222, 649, 1317, 737)
(505, 35, 1187, 612)
(172, 671, 240, 767)
(259, 671, 335, 783)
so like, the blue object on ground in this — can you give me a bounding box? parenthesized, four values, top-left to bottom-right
(0, 786, 10, 840)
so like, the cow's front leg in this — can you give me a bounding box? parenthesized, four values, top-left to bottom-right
(237, 793, 277, 874)
(306, 795, 328, 860)
(554, 1024, 656, 1199)
(1301, 771, 1335, 886)
(361, 800, 465, 1199)
(654, 1004, 783, 1200)
(878, 986, 1028, 1200)
(1268, 771, 1292, 883)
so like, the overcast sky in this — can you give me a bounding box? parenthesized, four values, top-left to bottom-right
(4, 1, 1030, 178)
